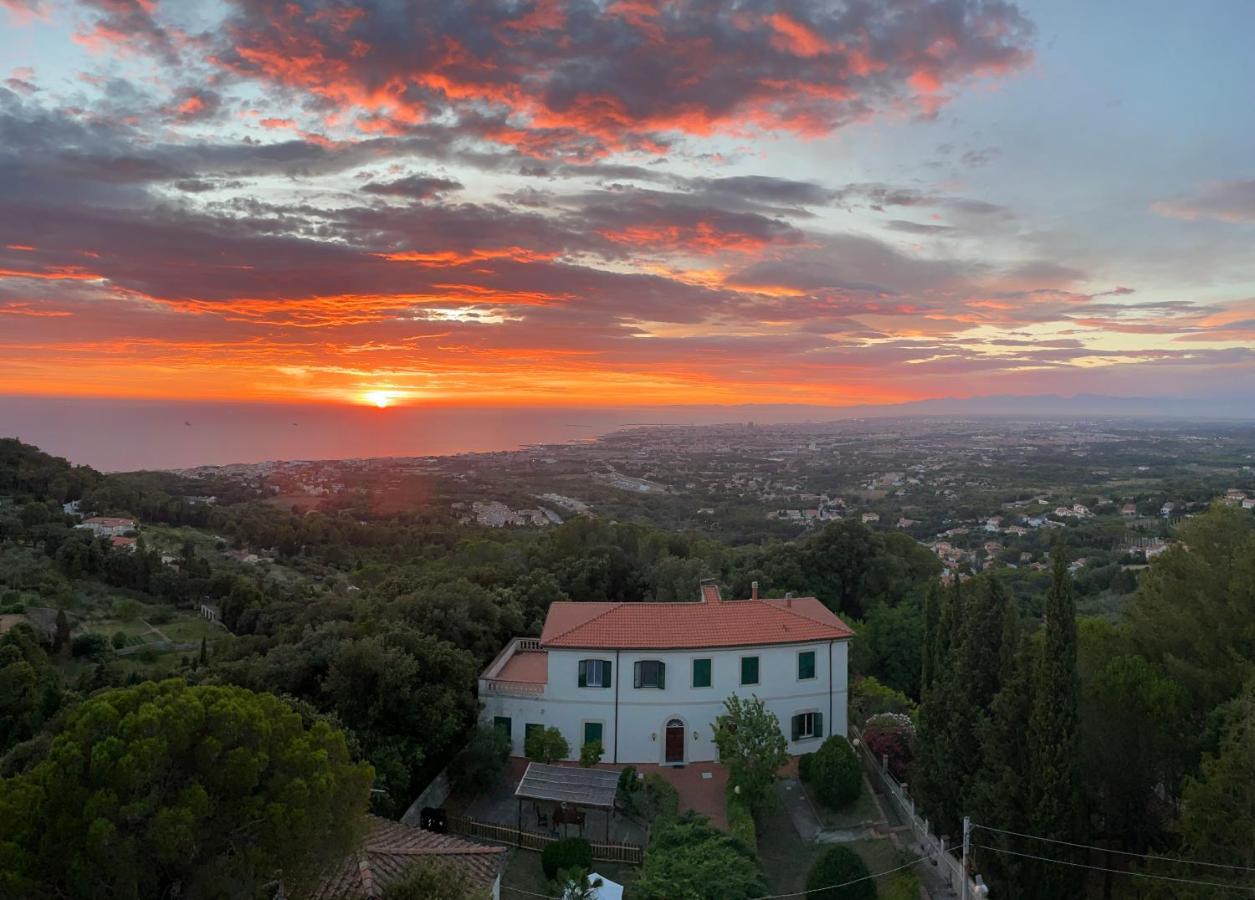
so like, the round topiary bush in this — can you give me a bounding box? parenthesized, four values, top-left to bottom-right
(806, 845, 876, 900)
(541, 837, 592, 880)
(810, 735, 863, 810)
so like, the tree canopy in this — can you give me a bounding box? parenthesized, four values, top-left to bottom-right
(0, 679, 373, 900)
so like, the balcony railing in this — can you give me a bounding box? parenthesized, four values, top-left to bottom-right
(482, 678, 545, 697)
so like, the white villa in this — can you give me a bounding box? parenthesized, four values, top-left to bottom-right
(478, 581, 853, 766)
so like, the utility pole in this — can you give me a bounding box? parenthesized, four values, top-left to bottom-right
(961, 816, 972, 900)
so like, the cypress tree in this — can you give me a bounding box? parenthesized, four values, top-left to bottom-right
(921, 581, 943, 694)
(1024, 551, 1087, 898)
(968, 601, 1033, 893)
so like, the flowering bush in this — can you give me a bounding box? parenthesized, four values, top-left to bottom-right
(862, 712, 914, 781)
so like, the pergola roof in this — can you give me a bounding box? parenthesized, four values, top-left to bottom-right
(514, 763, 621, 809)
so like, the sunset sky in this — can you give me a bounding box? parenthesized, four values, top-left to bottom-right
(2, 0, 1254, 412)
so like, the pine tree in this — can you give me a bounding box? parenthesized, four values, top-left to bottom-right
(1024, 551, 1087, 899)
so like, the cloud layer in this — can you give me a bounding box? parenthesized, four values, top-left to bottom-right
(0, 0, 1252, 408)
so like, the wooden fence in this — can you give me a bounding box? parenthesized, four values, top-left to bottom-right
(447, 815, 643, 865)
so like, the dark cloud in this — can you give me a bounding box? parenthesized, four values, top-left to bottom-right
(362, 173, 464, 200)
(210, 0, 1035, 157)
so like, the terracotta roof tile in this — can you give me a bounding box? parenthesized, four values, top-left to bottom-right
(540, 596, 853, 650)
(309, 816, 506, 900)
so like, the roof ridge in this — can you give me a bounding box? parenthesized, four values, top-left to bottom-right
(369, 845, 507, 857)
(763, 595, 833, 627)
(543, 601, 624, 644)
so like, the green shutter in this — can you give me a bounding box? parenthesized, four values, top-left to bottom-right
(658, 662, 665, 689)
(815, 712, 824, 739)
(494, 716, 512, 739)
(584, 722, 603, 745)
(741, 656, 759, 685)
(799, 651, 815, 680)
(578, 659, 587, 688)
(791, 715, 801, 741)
(692, 658, 711, 688)
(603, 660, 612, 689)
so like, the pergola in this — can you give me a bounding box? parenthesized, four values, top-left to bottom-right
(514, 762, 621, 843)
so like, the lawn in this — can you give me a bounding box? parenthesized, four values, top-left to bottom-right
(500, 848, 637, 896)
(806, 774, 886, 829)
(758, 785, 918, 896)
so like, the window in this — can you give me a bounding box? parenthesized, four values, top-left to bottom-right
(493, 716, 512, 740)
(578, 658, 612, 688)
(798, 650, 816, 680)
(583, 721, 603, 746)
(634, 659, 666, 689)
(740, 656, 759, 686)
(791, 712, 824, 741)
(691, 657, 712, 688)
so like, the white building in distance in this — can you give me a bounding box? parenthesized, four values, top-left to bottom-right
(478, 582, 853, 766)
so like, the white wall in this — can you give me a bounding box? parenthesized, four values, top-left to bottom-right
(480, 640, 848, 765)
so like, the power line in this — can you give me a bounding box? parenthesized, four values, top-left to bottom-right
(971, 843, 1255, 894)
(502, 854, 932, 899)
(756, 854, 930, 899)
(972, 822, 1255, 873)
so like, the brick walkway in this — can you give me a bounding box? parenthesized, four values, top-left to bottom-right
(628, 761, 730, 830)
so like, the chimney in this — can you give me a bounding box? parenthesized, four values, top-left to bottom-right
(700, 579, 721, 604)
(751, 581, 759, 601)
(785, 591, 794, 608)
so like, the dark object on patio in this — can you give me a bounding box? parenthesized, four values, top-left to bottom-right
(418, 806, 448, 833)
(554, 803, 586, 836)
(533, 802, 550, 831)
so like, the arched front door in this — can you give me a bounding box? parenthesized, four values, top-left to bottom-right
(664, 718, 685, 764)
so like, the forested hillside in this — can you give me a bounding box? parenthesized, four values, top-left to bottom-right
(1, 438, 1252, 897)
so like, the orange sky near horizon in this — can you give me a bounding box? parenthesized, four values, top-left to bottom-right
(2, 0, 1254, 412)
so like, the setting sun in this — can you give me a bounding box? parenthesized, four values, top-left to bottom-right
(363, 390, 395, 409)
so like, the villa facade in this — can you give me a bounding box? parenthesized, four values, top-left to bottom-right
(478, 582, 853, 766)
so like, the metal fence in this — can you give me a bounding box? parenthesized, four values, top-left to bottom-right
(851, 728, 984, 897)
(447, 815, 644, 865)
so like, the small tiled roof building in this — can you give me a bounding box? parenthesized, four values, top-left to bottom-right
(309, 816, 507, 900)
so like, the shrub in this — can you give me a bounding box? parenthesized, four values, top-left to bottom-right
(69, 632, 108, 659)
(851, 676, 916, 725)
(147, 608, 173, 625)
(525, 726, 570, 764)
(806, 845, 876, 900)
(111, 631, 129, 649)
(862, 713, 915, 782)
(725, 786, 757, 854)
(639, 772, 679, 821)
(883, 872, 921, 900)
(798, 752, 815, 782)
(617, 765, 640, 807)
(541, 837, 592, 880)
(579, 739, 604, 768)
(450, 726, 510, 795)
(634, 813, 765, 900)
(809, 735, 863, 810)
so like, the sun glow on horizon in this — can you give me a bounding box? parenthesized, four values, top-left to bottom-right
(363, 390, 397, 409)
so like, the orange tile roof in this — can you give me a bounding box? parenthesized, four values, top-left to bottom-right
(310, 815, 506, 900)
(540, 596, 853, 650)
(497, 649, 548, 685)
